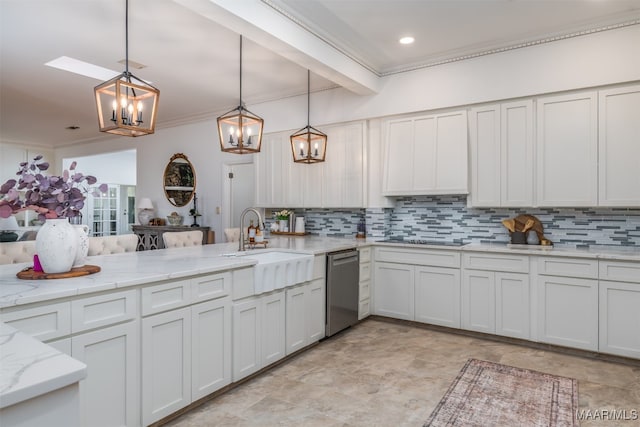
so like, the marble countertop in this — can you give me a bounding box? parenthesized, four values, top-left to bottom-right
(0, 322, 86, 409)
(460, 242, 640, 261)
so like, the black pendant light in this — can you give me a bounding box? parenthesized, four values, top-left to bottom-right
(290, 70, 327, 163)
(94, 0, 160, 137)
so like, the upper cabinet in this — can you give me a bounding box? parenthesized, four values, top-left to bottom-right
(536, 91, 598, 207)
(468, 100, 534, 207)
(255, 121, 365, 208)
(598, 84, 640, 206)
(382, 110, 468, 196)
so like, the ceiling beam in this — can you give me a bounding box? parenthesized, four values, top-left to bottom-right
(173, 0, 381, 95)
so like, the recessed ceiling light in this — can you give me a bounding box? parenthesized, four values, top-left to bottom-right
(45, 56, 120, 81)
(65, 125, 80, 130)
(399, 36, 415, 45)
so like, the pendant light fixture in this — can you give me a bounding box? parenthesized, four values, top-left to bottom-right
(290, 70, 327, 164)
(218, 35, 263, 154)
(94, 0, 159, 137)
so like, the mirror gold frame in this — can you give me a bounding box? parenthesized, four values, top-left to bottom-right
(163, 153, 196, 207)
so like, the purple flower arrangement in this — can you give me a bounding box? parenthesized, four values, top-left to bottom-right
(0, 155, 108, 220)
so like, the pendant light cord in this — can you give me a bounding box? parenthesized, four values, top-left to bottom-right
(125, 0, 129, 77)
(239, 35, 243, 108)
(307, 69, 310, 127)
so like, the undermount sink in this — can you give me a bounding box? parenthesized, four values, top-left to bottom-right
(239, 251, 314, 294)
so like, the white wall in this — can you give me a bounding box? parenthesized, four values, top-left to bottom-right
(54, 24, 640, 241)
(61, 150, 136, 185)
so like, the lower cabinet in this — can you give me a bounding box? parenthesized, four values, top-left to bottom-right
(286, 279, 325, 355)
(537, 275, 598, 351)
(415, 266, 461, 328)
(142, 297, 232, 426)
(374, 261, 460, 326)
(232, 290, 286, 382)
(462, 270, 530, 339)
(72, 321, 140, 427)
(599, 260, 640, 358)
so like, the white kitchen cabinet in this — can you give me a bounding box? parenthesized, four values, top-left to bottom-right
(599, 260, 640, 358)
(191, 297, 232, 401)
(366, 119, 395, 208)
(72, 321, 140, 427)
(142, 307, 191, 425)
(536, 91, 598, 206)
(537, 275, 598, 351)
(261, 291, 286, 366)
(469, 100, 534, 207)
(598, 84, 640, 206)
(373, 262, 415, 320)
(415, 266, 461, 328)
(285, 279, 325, 354)
(322, 122, 365, 207)
(358, 246, 372, 320)
(382, 110, 468, 196)
(255, 122, 365, 208)
(462, 253, 530, 339)
(232, 297, 262, 381)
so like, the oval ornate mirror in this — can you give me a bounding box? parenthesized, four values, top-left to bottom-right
(163, 153, 196, 207)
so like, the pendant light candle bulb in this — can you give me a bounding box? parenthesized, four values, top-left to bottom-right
(136, 101, 143, 123)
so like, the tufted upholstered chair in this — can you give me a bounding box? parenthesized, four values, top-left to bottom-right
(0, 241, 37, 265)
(88, 234, 138, 256)
(162, 230, 203, 248)
(224, 228, 240, 242)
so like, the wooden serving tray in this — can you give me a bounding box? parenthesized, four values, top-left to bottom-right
(271, 231, 308, 236)
(17, 264, 101, 280)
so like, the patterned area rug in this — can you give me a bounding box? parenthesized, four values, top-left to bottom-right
(425, 359, 578, 427)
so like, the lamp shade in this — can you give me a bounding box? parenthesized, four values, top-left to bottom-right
(0, 216, 19, 231)
(137, 198, 154, 210)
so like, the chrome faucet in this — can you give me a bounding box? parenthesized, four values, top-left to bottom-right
(238, 207, 263, 251)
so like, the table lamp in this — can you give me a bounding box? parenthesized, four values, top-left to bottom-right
(137, 198, 155, 226)
(0, 216, 20, 242)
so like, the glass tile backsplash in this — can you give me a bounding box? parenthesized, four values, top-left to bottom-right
(272, 195, 640, 248)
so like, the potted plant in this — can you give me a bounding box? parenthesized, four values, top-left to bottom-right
(274, 209, 293, 232)
(0, 155, 107, 273)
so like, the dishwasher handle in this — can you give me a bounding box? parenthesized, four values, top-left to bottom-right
(328, 250, 359, 264)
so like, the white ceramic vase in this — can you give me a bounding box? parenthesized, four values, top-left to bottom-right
(36, 218, 78, 273)
(279, 219, 288, 232)
(73, 224, 90, 268)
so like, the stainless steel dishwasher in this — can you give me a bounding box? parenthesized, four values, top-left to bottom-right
(326, 248, 360, 337)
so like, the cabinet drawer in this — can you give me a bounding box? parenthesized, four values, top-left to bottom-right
(537, 257, 598, 279)
(1, 302, 71, 341)
(375, 247, 460, 268)
(142, 280, 191, 316)
(359, 279, 370, 301)
(358, 299, 370, 320)
(463, 252, 529, 273)
(359, 247, 372, 263)
(72, 290, 138, 333)
(359, 263, 371, 282)
(599, 260, 640, 283)
(191, 271, 231, 303)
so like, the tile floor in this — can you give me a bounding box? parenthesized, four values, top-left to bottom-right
(165, 318, 640, 427)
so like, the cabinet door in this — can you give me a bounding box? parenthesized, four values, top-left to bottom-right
(598, 84, 640, 206)
(261, 291, 286, 366)
(72, 321, 139, 427)
(462, 270, 495, 333)
(537, 275, 598, 351)
(255, 131, 276, 207)
(536, 91, 598, 206)
(415, 266, 461, 328)
(142, 308, 191, 426)
(469, 104, 501, 207)
(599, 280, 640, 359)
(286, 284, 308, 354)
(435, 111, 468, 194)
(501, 100, 534, 207)
(306, 278, 326, 343)
(232, 298, 261, 381)
(321, 122, 364, 207)
(191, 297, 231, 401)
(373, 262, 415, 320)
(383, 118, 414, 194)
(495, 272, 530, 339)
(412, 116, 437, 192)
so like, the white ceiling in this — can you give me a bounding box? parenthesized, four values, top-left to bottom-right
(1, 0, 639, 148)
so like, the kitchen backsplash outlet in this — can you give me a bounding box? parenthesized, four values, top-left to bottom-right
(270, 196, 640, 248)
